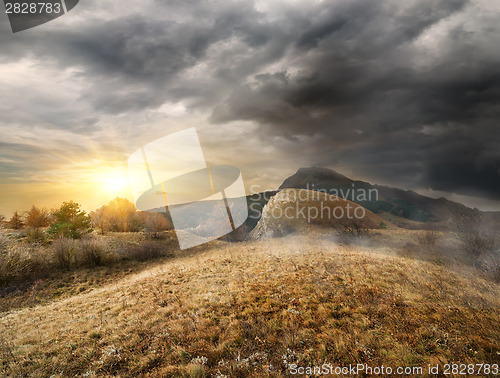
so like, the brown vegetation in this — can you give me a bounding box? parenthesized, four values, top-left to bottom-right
(0, 193, 498, 376)
(0, 231, 178, 290)
(7, 211, 24, 230)
(91, 197, 173, 234)
(0, 232, 498, 377)
(24, 206, 50, 229)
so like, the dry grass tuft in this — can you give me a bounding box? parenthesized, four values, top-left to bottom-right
(125, 241, 174, 262)
(0, 239, 51, 287)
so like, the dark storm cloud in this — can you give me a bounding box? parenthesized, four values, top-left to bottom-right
(1, 0, 276, 113)
(1, 0, 499, 201)
(212, 0, 473, 130)
(209, 0, 500, 199)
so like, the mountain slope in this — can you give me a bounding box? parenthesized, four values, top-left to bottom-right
(279, 167, 483, 228)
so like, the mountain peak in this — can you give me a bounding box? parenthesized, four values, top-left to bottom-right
(279, 167, 353, 190)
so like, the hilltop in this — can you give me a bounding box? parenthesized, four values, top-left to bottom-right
(1, 233, 498, 376)
(250, 188, 389, 240)
(279, 167, 354, 189)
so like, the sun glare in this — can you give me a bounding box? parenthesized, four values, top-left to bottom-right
(100, 170, 130, 195)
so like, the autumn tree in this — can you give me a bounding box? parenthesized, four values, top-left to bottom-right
(90, 197, 139, 232)
(7, 211, 24, 230)
(25, 205, 50, 228)
(109, 197, 137, 232)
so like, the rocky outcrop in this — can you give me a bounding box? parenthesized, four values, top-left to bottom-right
(249, 188, 386, 240)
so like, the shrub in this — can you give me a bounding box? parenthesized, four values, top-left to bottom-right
(0, 232, 9, 253)
(52, 237, 78, 270)
(476, 251, 500, 282)
(129, 212, 145, 232)
(0, 243, 51, 286)
(333, 219, 372, 244)
(417, 230, 440, 248)
(78, 238, 107, 268)
(125, 241, 171, 262)
(462, 233, 495, 258)
(25, 227, 49, 245)
(144, 212, 172, 239)
(454, 212, 496, 258)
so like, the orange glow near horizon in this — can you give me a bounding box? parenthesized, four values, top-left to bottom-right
(0, 165, 136, 218)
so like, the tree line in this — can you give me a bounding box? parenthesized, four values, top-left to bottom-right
(0, 197, 172, 239)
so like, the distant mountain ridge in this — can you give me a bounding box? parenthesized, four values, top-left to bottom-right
(144, 167, 497, 234)
(279, 167, 486, 229)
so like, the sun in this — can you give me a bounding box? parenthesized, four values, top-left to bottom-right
(99, 170, 130, 195)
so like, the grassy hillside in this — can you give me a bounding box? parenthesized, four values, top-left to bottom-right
(250, 189, 390, 240)
(1, 232, 498, 377)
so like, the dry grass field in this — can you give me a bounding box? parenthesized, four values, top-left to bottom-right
(0, 230, 499, 377)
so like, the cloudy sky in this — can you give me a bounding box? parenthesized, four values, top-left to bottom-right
(0, 0, 499, 216)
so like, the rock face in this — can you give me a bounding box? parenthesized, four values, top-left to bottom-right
(249, 188, 385, 240)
